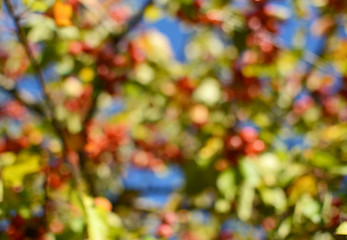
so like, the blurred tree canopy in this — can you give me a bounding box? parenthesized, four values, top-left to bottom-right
(1, 0, 347, 239)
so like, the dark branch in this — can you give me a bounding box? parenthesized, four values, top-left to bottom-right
(3, 0, 67, 148)
(3, 0, 89, 223)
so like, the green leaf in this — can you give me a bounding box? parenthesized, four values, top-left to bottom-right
(85, 198, 109, 240)
(217, 169, 236, 201)
(57, 26, 80, 40)
(56, 55, 74, 75)
(67, 114, 82, 134)
(330, 166, 347, 175)
(26, 15, 55, 42)
(237, 183, 255, 221)
(311, 151, 338, 169)
(277, 217, 292, 239)
(260, 187, 287, 213)
(239, 158, 260, 186)
(2, 153, 41, 187)
(294, 194, 321, 224)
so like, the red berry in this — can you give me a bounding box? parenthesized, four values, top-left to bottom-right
(226, 135, 243, 150)
(240, 127, 258, 143)
(69, 41, 83, 55)
(157, 223, 174, 239)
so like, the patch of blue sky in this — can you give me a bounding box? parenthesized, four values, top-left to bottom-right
(122, 164, 184, 207)
(16, 75, 44, 100)
(99, 99, 124, 117)
(15, 64, 57, 101)
(283, 135, 309, 150)
(122, 164, 184, 192)
(0, 89, 11, 104)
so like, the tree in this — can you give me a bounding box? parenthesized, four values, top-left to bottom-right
(0, 0, 347, 239)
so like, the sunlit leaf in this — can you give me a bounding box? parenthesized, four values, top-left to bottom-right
(237, 183, 255, 221)
(217, 169, 236, 201)
(2, 153, 41, 187)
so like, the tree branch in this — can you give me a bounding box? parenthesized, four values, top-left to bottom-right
(3, 0, 89, 233)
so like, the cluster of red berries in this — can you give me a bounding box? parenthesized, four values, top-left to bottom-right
(226, 67, 261, 102)
(64, 84, 93, 113)
(176, 77, 196, 96)
(0, 100, 27, 120)
(6, 215, 45, 240)
(328, 0, 346, 12)
(329, 196, 345, 228)
(68, 41, 95, 56)
(131, 150, 164, 170)
(245, 0, 280, 63)
(131, 139, 181, 170)
(219, 230, 235, 240)
(84, 122, 129, 159)
(0, 136, 29, 154)
(224, 126, 266, 165)
(95, 39, 148, 93)
(156, 211, 177, 239)
(133, 133, 181, 163)
(44, 160, 72, 190)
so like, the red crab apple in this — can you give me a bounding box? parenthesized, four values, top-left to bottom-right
(157, 223, 174, 239)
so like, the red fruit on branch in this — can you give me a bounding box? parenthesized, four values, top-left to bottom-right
(240, 127, 258, 143)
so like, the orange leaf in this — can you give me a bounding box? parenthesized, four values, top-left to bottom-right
(53, 1, 73, 27)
